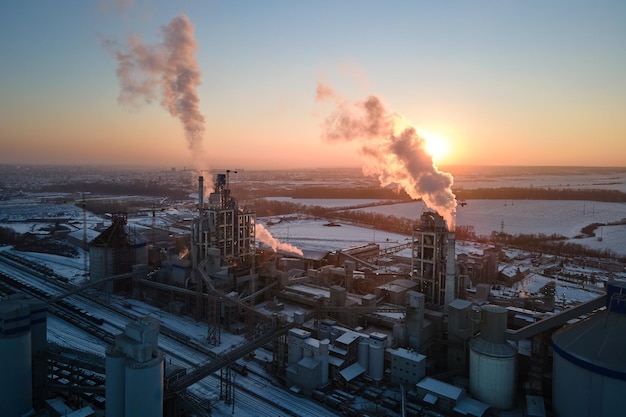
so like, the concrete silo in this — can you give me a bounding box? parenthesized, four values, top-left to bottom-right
(469, 305, 516, 409)
(0, 294, 47, 417)
(368, 332, 387, 381)
(551, 281, 626, 417)
(0, 302, 32, 417)
(106, 317, 163, 417)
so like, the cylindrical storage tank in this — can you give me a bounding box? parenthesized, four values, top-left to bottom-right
(106, 350, 126, 417)
(406, 291, 424, 350)
(318, 319, 334, 341)
(368, 345, 384, 381)
(444, 232, 456, 307)
(125, 356, 164, 417)
(358, 338, 369, 372)
(393, 323, 407, 347)
(552, 282, 626, 417)
(319, 339, 329, 384)
(288, 340, 303, 364)
(469, 305, 516, 409)
(0, 331, 32, 417)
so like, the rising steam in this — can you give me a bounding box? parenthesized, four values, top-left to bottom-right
(256, 223, 304, 257)
(316, 83, 456, 228)
(104, 14, 205, 151)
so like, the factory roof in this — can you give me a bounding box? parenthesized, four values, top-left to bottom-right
(298, 356, 320, 370)
(339, 362, 365, 382)
(552, 310, 626, 380)
(453, 397, 491, 417)
(328, 355, 344, 367)
(448, 299, 472, 310)
(469, 338, 517, 358)
(416, 377, 464, 401)
(389, 347, 426, 362)
(336, 331, 360, 345)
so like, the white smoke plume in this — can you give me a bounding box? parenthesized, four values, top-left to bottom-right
(256, 223, 304, 257)
(316, 82, 457, 228)
(104, 14, 205, 151)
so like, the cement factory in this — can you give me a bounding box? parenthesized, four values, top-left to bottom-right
(1, 173, 625, 417)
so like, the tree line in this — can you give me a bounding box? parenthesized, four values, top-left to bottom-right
(454, 187, 626, 202)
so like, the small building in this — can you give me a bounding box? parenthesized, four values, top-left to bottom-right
(376, 278, 418, 305)
(498, 265, 529, 285)
(415, 377, 491, 416)
(388, 347, 426, 387)
(285, 328, 330, 395)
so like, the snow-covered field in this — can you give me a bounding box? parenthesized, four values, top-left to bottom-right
(260, 198, 626, 256)
(358, 199, 626, 253)
(258, 216, 411, 253)
(451, 166, 626, 192)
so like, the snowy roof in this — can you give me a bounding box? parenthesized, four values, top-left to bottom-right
(416, 377, 464, 401)
(389, 347, 426, 362)
(329, 344, 348, 356)
(336, 331, 360, 345)
(328, 355, 344, 367)
(552, 308, 626, 377)
(339, 362, 366, 382)
(453, 397, 491, 417)
(448, 299, 472, 310)
(298, 356, 320, 370)
(423, 393, 438, 404)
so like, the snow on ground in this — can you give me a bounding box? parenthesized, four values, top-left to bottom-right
(341, 199, 626, 255)
(511, 273, 605, 304)
(258, 216, 412, 252)
(261, 196, 401, 208)
(452, 168, 626, 192)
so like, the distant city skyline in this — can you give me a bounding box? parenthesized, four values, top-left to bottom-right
(1, 1, 625, 170)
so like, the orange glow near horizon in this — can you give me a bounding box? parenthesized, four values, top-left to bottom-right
(420, 130, 449, 165)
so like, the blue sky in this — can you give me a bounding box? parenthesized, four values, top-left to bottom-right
(1, 1, 625, 169)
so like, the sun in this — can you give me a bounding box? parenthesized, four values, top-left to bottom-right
(422, 131, 448, 162)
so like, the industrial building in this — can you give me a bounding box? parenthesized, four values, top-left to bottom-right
(1, 172, 625, 417)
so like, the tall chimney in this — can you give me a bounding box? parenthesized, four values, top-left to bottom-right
(445, 232, 456, 308)
(198, 176, 204, 211)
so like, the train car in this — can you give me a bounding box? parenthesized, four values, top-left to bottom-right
(232, 362, 248, 377)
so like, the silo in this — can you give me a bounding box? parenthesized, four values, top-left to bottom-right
(106, 318, 164, 417)
(0, 299, 33, 417)
(0, 331, 32, 417)
(105, 350, 126, 417)
(368, 332, 387, 381)
(318, 318, 335, 341)
(288, 328, 309, 364)
(469, 305, 516, 409)
(552, 281, 626, 417)
(125, 355, 164, 417)
(406, 291, 425, 350)
(358, 337, 369, 373)
(393, 322, 407, 347)
(319, 339, 329, 384)
(444, 232, 457, 308)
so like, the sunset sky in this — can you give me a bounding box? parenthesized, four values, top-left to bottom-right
(1, 1, 625, 170)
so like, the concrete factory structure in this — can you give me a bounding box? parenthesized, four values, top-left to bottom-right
(106, 317, 164, 417)
(551, 281, 626, 417)
(412, 211, 463, 307)
(3, 172, 626, 417)
(0, 294, 47, 417)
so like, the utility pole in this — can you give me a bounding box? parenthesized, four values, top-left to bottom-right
(82, 193, 88, 279)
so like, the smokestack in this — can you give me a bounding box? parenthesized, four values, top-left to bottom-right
(445, 232, 456, 309)
(198, 175, 204, 211)
(316, 83, 457, 226)
(104, 14, 205, 153)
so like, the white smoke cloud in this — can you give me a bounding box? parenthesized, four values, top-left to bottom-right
(316, 82, 457, 228)
(103, 14, 205, 152)
(256, 223, 303, 257)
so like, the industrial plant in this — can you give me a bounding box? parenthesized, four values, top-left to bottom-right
(1, 171, 625, 417)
